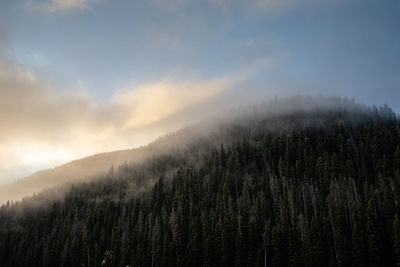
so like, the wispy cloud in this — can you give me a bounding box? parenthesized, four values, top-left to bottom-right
(208, 0, 331, 12)
(114, 78, 234, 129)
(29, 0, 97, 12)
(152, 0, 321, 13)
(153, 0, 187, 12)
(0, 61, 238, 183)
(151, 32, 185, 51)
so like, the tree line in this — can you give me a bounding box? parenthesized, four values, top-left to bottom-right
(0, 107, 399, 266)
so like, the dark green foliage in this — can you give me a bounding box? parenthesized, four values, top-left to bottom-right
(394, 215, 400, 267)
(0, 105, 400, 266)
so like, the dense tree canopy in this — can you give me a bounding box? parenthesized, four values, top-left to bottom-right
(0, 101, 399, 267)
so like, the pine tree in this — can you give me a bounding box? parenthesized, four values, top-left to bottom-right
(310, 216, 324, 266)
(394, 214, 400, 267)
(367, 200, 382, 267)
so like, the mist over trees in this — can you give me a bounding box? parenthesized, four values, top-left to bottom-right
(0, 96, 399, 266)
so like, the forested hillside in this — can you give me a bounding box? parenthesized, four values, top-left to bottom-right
(1, 98, 400, 266)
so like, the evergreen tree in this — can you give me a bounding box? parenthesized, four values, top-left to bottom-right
(0, 103, 399, 267)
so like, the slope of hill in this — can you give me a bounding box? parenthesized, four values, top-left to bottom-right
(0, 116, 210, 203)
(0, 96, 399, 266)
(0, 148, 144, 203)
(1, 95, 379, 203)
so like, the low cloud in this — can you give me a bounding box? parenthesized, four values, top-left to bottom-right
(114, 78, 233, 128)
(0, 62, 237, 183)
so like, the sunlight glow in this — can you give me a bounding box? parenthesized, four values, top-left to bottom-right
(18, 144, 76, 167)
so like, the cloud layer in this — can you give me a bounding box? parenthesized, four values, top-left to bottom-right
(29, 0, 326, 13)
(28, 0, 96, 12)
(0, 62, 236, 184)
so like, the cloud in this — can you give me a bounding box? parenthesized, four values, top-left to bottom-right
(0, 63, 96, 142)
(0, 61, 237, 183)
(153, 0, 187, 12)
(114, 78, 233, 128)
(208, 0, 331, 12)
(253, 0, 301, 9)
(151, 33, 185, 51)
(152, 0, 321, 13)
(29, 0, 97, 12)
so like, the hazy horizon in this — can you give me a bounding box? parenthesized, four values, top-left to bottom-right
(1, 0, 399, 183)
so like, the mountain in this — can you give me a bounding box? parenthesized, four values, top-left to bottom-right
(0, 148, 146, 203)
(0, 96, 399, 267)
(1, 95, 373, 203)
(0, 115, 211, 203)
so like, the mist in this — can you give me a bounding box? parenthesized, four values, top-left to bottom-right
(1, 95, 395, 204)
(0, 60, 245, 185)
(1, 1, 400, 266)
(2, 0, 399, 191)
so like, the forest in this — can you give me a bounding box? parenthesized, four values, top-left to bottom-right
(0, 99, 400, 267)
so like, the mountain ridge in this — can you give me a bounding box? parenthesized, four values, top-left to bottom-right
(0, 96, 396, 203)
(1, 96, 399, 266)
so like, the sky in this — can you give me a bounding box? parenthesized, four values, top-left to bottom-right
(0, 0, 399, 183)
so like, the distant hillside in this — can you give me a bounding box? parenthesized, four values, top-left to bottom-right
(0, 121, 206, 203)
(0, 148, 145, 203)
(1, 96, 400, 266)
(0, 95, 396, 204)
